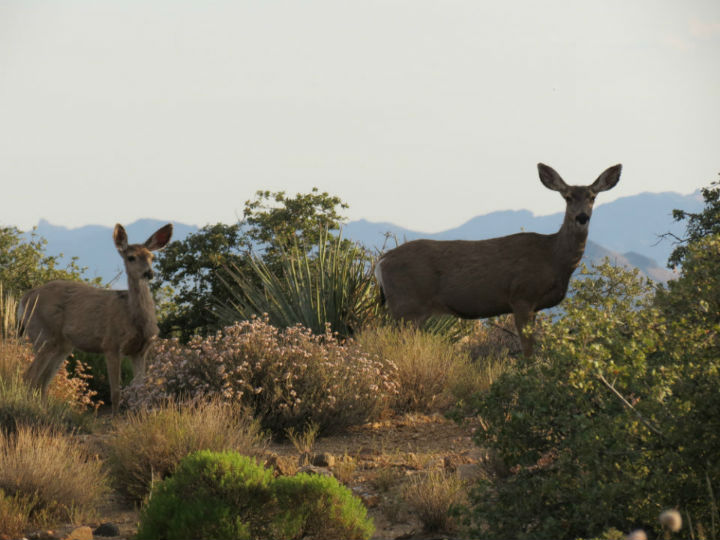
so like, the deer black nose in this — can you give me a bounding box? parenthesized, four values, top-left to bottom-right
(576, 213, 590, 225)
(143, 269, 154, 280)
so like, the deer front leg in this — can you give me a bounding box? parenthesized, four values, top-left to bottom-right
(105, 350, 122, 415)
(511, 302, 536, 357)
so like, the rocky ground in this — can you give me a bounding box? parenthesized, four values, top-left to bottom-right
(18, 413, 485, 540)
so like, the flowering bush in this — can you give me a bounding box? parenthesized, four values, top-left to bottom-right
(123, 317, 398, 435)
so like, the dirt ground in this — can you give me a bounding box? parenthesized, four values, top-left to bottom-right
(26, 412, 485, 540)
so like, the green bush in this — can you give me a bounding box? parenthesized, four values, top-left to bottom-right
(137, 450, 374, 540)
(466, 257, 720, 539)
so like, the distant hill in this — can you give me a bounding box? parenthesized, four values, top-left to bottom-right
(25, 190, 700, 286)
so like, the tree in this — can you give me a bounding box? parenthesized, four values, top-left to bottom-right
(242, 187, 349, 272)
(153, 223, 249, 340)
(154, 189, 350, 341)
(0, 227, 96, 294)
(667, 176, 720, 268)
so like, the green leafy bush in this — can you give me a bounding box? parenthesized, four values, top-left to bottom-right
(466, 257, 720, 539)
(137, 450, 374, 540)
(105, 398, 267, 502)
(123, 317, 397, 436)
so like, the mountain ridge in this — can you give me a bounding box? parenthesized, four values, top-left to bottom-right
(24, 190, 701, 287)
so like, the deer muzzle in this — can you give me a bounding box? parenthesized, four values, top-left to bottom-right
(575, 213, 590, 225)
(143, 269, 154, 280)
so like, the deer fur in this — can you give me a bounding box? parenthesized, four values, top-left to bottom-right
(374, 163, 622, 356)
(19, 223, 173, 413)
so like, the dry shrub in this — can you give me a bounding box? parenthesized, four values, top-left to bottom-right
(0, 489, 32, 538)
(402, 470, 467, 533)
(106, 398, 268, 502)
(459, 316, 519, 361)
(0, 426, 108, 527)
(123, 317, 398, 436)
(355, 325, 467, 412)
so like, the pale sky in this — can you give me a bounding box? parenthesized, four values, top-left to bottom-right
(1, 1, 719, 233)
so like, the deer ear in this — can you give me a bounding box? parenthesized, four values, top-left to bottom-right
(591, 164, 622, 193)
(113, 224, 128, 252)
(537, 163, 568, 192)
(145, 223, 173, 251)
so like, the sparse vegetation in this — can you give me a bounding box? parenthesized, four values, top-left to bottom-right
(0, 426, 108, 528)
(355, 325, 467, 413)
(402, 470, 466, 533)
(105, 398, 268, 502)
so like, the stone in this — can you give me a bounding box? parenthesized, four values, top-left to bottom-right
(93, 523, 120, 537)
(311, 452, 335, 467)
(62, 526, 93, 540)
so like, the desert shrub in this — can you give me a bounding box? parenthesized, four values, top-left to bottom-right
(123, 317, 397, 436)
(403, 470, 467, 533)
(0, 489, 33, 538)
(217, 230, 378, 338)
(466, 257, 720, 539)
(136, 450, 374, 540)
(105, 398, 267, 502)
(355, 325, 468, 412)
(0, 426, 108, 527)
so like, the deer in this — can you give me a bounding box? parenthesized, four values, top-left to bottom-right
(18, 223, 173, 413)
(373, 163, 622, 356)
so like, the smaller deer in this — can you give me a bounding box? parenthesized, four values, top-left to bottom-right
(19, 223, 173, 413)
(374, 164, 622, 356)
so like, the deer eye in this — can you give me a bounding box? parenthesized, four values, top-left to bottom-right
(127, 255, 136, 262)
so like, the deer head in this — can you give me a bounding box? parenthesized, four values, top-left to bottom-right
(538, 163, 622, 232)
(113, 223, 173, 282)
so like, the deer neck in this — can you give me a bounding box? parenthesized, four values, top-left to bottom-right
(553, 217, 589, 279)
(127, 276, 158, 340)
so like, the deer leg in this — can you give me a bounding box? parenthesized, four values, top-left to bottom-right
(512, 303, 536, 357)
(105, 350, 122, 415)
(25, 342, 72, 397)
(130, 353, 146, 382)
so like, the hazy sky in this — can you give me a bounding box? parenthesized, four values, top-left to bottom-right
(1, 1, 719, 233)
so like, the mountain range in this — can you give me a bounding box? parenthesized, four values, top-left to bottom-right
(26, 190, 702, 287)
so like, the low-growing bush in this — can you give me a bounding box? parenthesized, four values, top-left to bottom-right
(0, 489, 32, 539)
(123, 317, 398, 436)
(402, 470, 467, 533)
(0, 426, 108, 528)
(106, 398, 267, 502)
(137, 450, 374, 540)
(355, 325, 468, 412)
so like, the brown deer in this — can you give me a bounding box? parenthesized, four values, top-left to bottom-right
(374, 163, 622, 356)
(18, 223, 173, 413)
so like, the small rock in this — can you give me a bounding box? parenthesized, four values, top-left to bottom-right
(29, 531, 59, 540)
(63, 526, 93, 540)
(93, 523, 120, 537)
(626, 530, 647, 540)
(311, 452, 335, 467)
(297, 465, 333, 477)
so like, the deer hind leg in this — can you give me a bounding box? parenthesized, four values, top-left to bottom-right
(105, 350, 122, 415)
(511, 302, 537, 357)
(25, 341, 73, 397)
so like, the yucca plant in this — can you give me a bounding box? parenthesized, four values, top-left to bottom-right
(216, 230, 378, 337)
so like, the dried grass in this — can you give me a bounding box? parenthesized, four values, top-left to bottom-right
(105, 398, 268, 502)
(0, 426, 108, 527)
